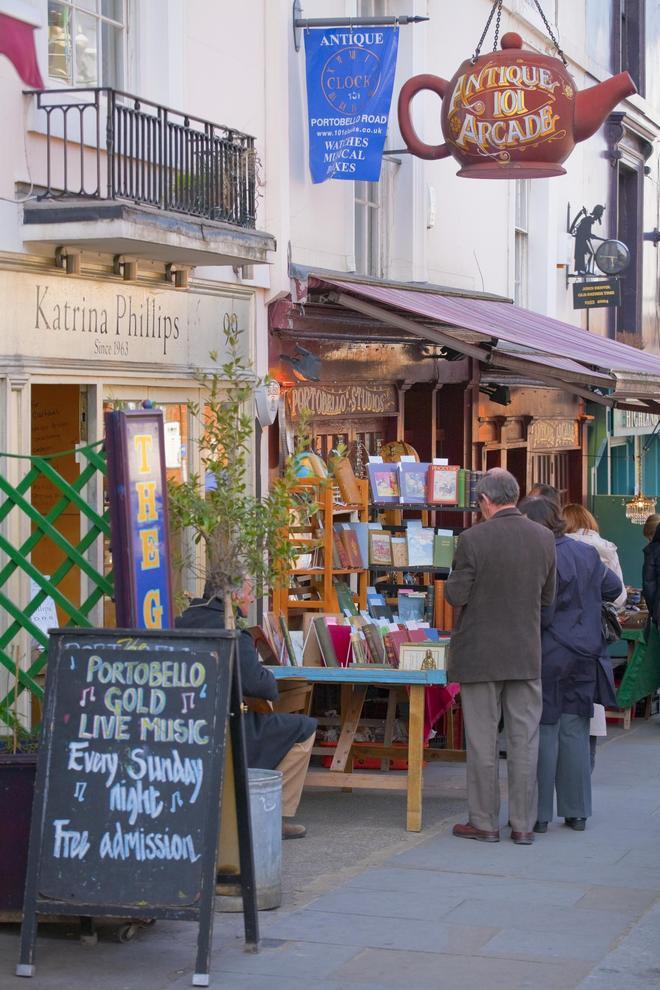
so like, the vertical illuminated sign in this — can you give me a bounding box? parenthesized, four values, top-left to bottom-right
(105, 410, 174, 629)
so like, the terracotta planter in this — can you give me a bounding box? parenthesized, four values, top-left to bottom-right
(0, 752, 37, 912)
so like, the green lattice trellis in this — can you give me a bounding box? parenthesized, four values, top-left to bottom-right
(0, 442, 113, 727)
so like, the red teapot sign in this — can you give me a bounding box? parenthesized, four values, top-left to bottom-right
(397, 33, 635, 178)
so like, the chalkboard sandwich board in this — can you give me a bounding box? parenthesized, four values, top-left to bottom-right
(17, 628, 258, 987)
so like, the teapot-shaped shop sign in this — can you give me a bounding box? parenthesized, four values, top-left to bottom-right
(397, 33, 636, 178)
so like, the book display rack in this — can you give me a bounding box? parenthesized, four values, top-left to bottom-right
(272, 476, 370, 622)
(366, 463, 482, 630)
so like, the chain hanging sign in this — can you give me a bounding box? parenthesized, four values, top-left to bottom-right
(304, 27, 399, 183)
(397, 0, 635, 179)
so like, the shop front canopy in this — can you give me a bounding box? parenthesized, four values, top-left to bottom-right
(305, 276, 660, 414)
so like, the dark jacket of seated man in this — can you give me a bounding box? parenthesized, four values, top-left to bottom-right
(176, 596, 317, 770)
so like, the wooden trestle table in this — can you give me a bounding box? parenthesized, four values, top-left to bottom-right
(267, 666, 449, 832)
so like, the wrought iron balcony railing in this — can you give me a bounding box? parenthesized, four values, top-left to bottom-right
(29, 88, 257, 229)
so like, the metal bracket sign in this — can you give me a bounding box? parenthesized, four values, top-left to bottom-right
(303, 26, 399, 182)
(105, 410, 174, 629)
(572, 278, 621, 309)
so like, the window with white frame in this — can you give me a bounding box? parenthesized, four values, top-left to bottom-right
(355, 180, 381, 277)
(353, 0, 393, 277)
(514, 179, 529, 307)
(48, 0, 126, 88)
(354, 158, 397, 278)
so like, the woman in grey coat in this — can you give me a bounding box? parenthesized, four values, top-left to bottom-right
(518, 497, 622, 833)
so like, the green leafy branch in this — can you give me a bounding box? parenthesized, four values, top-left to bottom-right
(168, 324, 310, 626)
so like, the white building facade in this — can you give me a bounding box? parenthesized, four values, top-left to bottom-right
(0, 0, 659, 609)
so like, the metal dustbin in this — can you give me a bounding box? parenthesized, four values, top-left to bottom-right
(216, 767, 282, 912)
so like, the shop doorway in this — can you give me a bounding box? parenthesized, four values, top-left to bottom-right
(529, 450, 581, 505)
(311, 417, 392, 473)
(506, 447, 528, 498)
(31, 384, 84, 623)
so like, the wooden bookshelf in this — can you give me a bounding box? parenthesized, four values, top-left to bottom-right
(273, 476, 369, 621)
(366, 494, 478, 624)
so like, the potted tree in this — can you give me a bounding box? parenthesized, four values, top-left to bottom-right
(167, 322, 306, 628)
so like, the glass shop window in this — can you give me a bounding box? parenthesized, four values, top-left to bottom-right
(48, 0, 126, 88)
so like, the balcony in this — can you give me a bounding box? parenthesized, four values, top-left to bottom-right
(21, 89, 275, 268)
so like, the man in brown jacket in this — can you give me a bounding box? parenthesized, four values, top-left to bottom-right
(446, 468, 556, 845)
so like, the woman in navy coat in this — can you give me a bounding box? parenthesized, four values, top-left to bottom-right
(519, 497, 622, 832)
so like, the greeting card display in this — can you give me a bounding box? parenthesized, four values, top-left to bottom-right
(391, 537, 408, 568)
(369, 530, 393, 566)
(407, 528, 435, 567)
(427, 465, 460, 505)
(368, 463, 400, 504)
(399, 462, 430, 504)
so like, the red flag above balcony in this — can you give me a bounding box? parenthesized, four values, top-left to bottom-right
(0, 12, 43, 89)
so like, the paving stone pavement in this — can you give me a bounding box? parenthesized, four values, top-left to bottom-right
(1, 718, 658, 989)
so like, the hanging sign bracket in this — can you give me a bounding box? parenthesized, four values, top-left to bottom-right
(292, 0, 429, 52)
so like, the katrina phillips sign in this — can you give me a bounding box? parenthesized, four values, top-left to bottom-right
(304, 27, 399, 183)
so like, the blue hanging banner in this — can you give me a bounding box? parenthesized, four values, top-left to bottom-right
(304, 26, 399, 183)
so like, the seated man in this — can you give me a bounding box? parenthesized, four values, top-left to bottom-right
(176, 578, 317, 839)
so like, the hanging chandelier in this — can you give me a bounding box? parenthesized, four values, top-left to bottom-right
(625, 437, 657, 524)
(625, 492, 656, 525)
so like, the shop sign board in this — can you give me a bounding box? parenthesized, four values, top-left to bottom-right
(105, 410, 174, 630)
(288, 382, 398, 418)
(612, 409, 660, 437)
(304, 27, 399, 183)
(528, 417, 579, 450)
(397, 33, 635, 179)
(17, 627, 257, 984)
(0, 269, 252, 369)
(572, 278, 621, 309)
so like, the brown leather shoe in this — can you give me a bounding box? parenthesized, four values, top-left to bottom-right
(452, 822, 499, 842)
(511, 830, 534, 845)
(282, 821, 306, 839)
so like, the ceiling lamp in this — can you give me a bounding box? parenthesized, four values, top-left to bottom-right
(625, 437, 657, 524)
(625, 493, 656, 525)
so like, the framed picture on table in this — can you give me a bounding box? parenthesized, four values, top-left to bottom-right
(427, 465, 460, 505)
(399, 641, 448, 672)
(368, 462, 400, 504)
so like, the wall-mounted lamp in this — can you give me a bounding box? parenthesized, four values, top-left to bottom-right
(479, 384, 511, 406)
(113, 255, 138, 281)
(165, 264, 190, 289)
(55, 246, 81, 275)
(255, 380, 281, 428)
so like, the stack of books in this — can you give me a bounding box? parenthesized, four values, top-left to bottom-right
(264, 593, 449, 670)
(331, 522, 368, 569)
